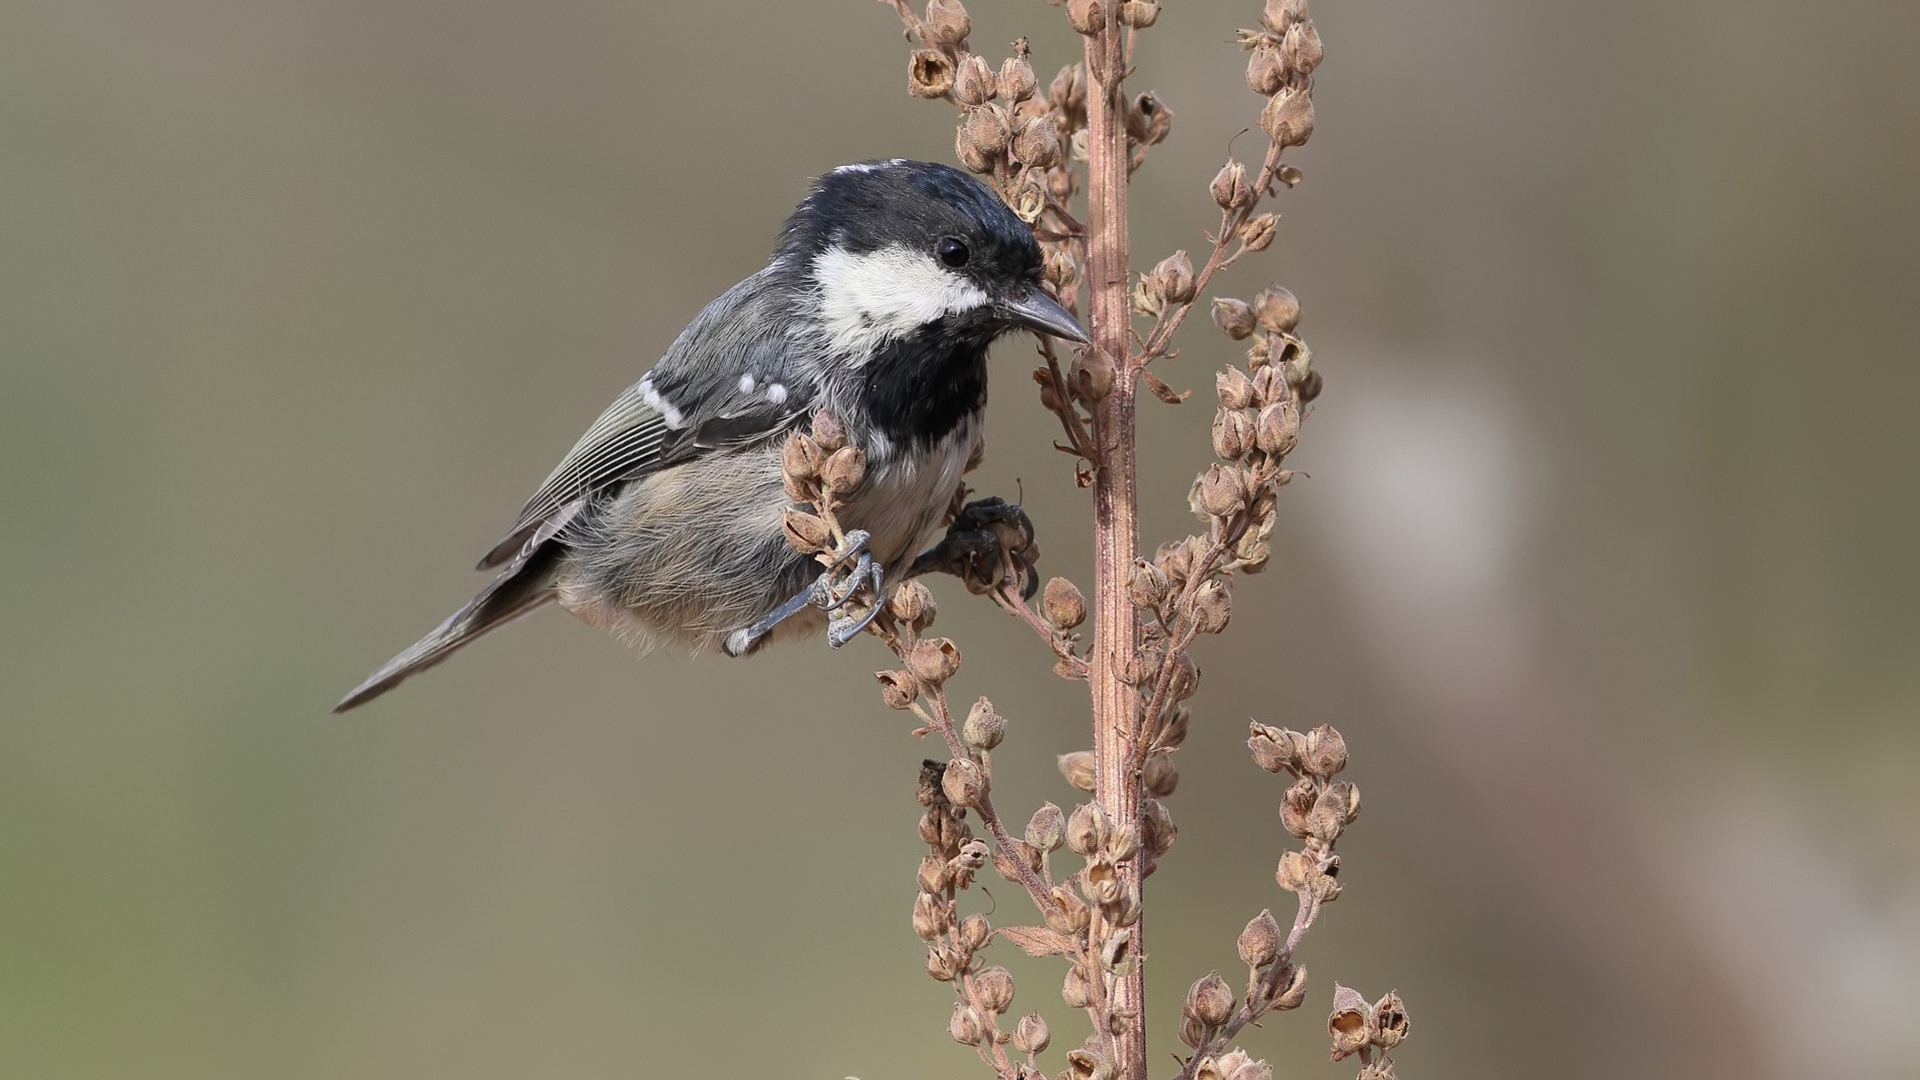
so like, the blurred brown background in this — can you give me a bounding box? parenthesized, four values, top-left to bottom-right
(4, 1, 1916, 1077)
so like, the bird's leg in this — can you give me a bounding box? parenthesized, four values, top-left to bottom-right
(909, 496, 1041, 599)
(826, 558, 885, 647)
(731, 529, 880, 654)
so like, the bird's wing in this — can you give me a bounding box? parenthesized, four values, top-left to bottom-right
(476, 329, 815, 571)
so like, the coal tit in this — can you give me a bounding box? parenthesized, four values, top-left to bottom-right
(336, 159, 1086, 712)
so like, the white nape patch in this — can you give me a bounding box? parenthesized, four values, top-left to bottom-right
(739, 373, 756, 394)
(766, 383, 788, 405)
(814, 243, 990, 363)
(637, 373, 685, 429)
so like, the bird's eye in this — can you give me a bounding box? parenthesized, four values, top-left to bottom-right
(936, 236, 971, 268)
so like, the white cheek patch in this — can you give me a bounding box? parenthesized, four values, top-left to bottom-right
(814, 243, 991, 363)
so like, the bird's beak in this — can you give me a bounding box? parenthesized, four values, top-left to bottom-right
(1001, 286, 1090, 343)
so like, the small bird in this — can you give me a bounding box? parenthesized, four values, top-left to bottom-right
(336, 159, 1086, 712)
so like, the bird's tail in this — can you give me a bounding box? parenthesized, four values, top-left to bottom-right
(333, 545, 562, 713)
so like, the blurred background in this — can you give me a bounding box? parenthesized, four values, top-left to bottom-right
(4, 0, 1916, 1077)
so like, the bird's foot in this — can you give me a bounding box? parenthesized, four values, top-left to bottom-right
(729, 529, 883, 655)
(909, 497, 1040, 599)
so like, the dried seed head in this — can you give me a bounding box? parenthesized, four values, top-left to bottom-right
(927, 944, 961, 981)
(1125, 91, 1173, 146)
(1066, 0, 1103, 35)
(1251, 362, 1287, 408)
(954, 53, 996, 106)
(1263, 0, 1309, 32)
(1121, 0, 1160, 28)
(876, 669, 920, 711)
(1062, 963, 1095, 1008)
(1179, 1017, 1206, 1049)
(959, 911, 992, 952)
(1276, 848, 1311, 892)
(1069, 347, 1116, 401)
(1370, 990, 1409, 1048)
(1282, 776, 1317, 838)
(1308, 863, 1342, 904)
(1058, 751, 1097, 793)
(966, 103, 1013, 156)
(1144, 752, 1179, 797)
(924, 0, 972, 49)
(1011, 115, 1061, 168)
(949, 1000, 986, 1045)
(1307, 785, 1349, 843)
(823, 445, 866, 495)
(956, 117, 997, 174)
(1212, 406, 1255, 460)
(1328, 984, 1372, 1060)
(1247, 44, 1286, 95)
(964, 696, 1006, 751)
(782, 431, 820, 483)
(1014, 1011, 1051, 1054)
(1282, 19, 1324, 74)
(1149, 250, 1197, 304)
(1252, 284, 1301, 333)
(1101, 818, 1139, 862)
(999, 54, 1037, 103)
(1229, 1058, 1273, 1080)
(1260, 86, 1315, 148)
(889, 579, 936, 627)
(1042, 577, 1087, 630)
(1196, 463, 1249, 519)
(1239, 213, 1279, 252)
(913, 890, 950, 939)
(1183, 971, 1236, 1027)
(919, 854, 952, 893)
(1238, 909, 1282, 967)
(1192, 578, 1233, 634)
(780, 508, 833, 553)
(1044, 247, 1078, 291)
(975, 964, 1016, 1013)
(1047, 884, 1092, 934)
(1049, 63, 1087, 116)
(1302, 724, 1348, 777)
(810, 410, 846, 451)
(1141, 797, 1177, 856)
(908, 49, 957, 98)
(1217, 366, 1257, 409)
(1211, 160, 1255, 210)
(1081, 857, 1122, 905)
(1026, 802, 1066, 852)
(1128, 558, 1170, 610)
(1065, 801, 1103, 855)
(1011, 179, 1045, 225)
(942, 758, 989, 808)
(1212, 297, 1258, 340)
(1256, 399, 1299, 457)
(1272, 962, 1309, 1009)
(1131, 275, 1165, 320)
(908, 637, 963, 685)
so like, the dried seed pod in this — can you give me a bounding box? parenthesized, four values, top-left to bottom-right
(1069, 347, 1116, 401)
(1263, 0, 1309, 32)
(1000, 54, 1037, 103)
(1276, 848, 1311, 892)
(966, 103, 1013, 156)
(782, 431, 820, 482)
(1121, 1, 1160, 27)
(1014, 1011, 1051, 1054)
(1081, 858, 1122, 904)
(1192, 578, 1232, 634)
(1328, 984, 1372, 1060)
(1260, 86, 1315, 148)
(1049, 62, 1086, 115)
(908, 49, 957, 98)
(1247, 44, 1286, 95)
(780, 507, 833, 553)
(1302, 723, 1348, 776)
(1338, 780, 1361, 823)
(1042, 577, 1086, 629)
(1217, 366, 1256, 409)
(1195, 463, 1249, 518)
(1251, 362, 1287, 408)
(1043, 247, 1078, 291)
(1125, 92, 1172, 146)
(1065, 801, 1103, 855)
(1281, 19, 1324, 74)
(1210, 160, 1254, 210)
(1298, 367, 1324, 403)
(1141, 797, 1176, 856)
(1183, 971, 1235, 1027)
(1057, 751, 1096, 793)
(1252, 284, 1301, 333)
(1369, 990, 1409, 1048)
(1149, 250, 1196, 304)
(1130, 275, 1164, 320)
(1256, 399, 1299, 456)
(1128, 558, 1170, 610)
(964, 696, 1006, 750)
(1308, 864, 1342, 904)
(1048, 884, 1092, 934)
(975, 965, 1016, 1013)
(875, 669, 920, 710)
(1306, 785, 1348, 843)
(908, 637, 963, 685)
(954, 53, 996, 106)
(1272, 962, 1309, 1009)
(1062, 963, 1096, 1008)
(1179, 1017, 1206, 1049)
(957, 838, 990, 871)
(943, 758, 989, 808)
(889, 579, 936, 627)
(811, 410, 846, 451)
(1159, 706, 1190, 749)
(823, 445, 866, 495)
(924, 0, 972, 49)
(1066, 0, 1103, 35)
(1025, 802, 1066, 852)
(927, 944, 961, 981)
(1011, 115, 1061, 168)
(913, 890, 950, 939)
(1212, 297, 1257, 340)
(1282, 776, 1317, 838)
(957, 118, 997, 174)
(1239, 213, 1279, 252)
(1212, 406, 1255, 460)
(1143, 752, 1179, 797)
(919, 854, 952, 893)
(1238, 909, 1281, 967)
(949, 1000, 987, 1046)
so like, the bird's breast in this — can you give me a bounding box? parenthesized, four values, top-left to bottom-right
(840, 413, 983, 573)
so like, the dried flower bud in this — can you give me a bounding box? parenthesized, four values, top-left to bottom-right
(974, 964, 1016, 1013)
(1212, 297, 1257, 340)
(1238, 909, 1281, 967)
(1183, 971, 1235, 1027)
(1066, 0, 1103, 35)
(950, 1000, 986, 1045)
(956, 118, 996, 174)
(1212, 406, 1255, 460)
(1247, 44, 1286, 96)
(782, 431, 820, 484)
(1057, 750, 1096, 793)
(889, 580, 936, 627)
(823, 445, 866, 495)
(957, 912, 991, 953)
(1192, 578, 1232, 633)
(954, 53, 996, 106)
(1211, 160, 1255, 210)
(1141, 797, 1176, 856)
(913, 890, 950, 939)
(1276, 848, 1311, 892)
(1369, 990, 1409, 1048)
(908, 637, 962, 685)
(876, 669, 920, 710)
(920, 854, 952, 893)
(1195, 463, 1249, 519)
(1125, 92, 1172, 146)
(1128, 558, 1169, 610)
(1256, 399, 1299, 457)
(908, 49, 957, 98)
(1069, 347, 1116, 401)
(943, 758, 989, 808)
(1281, 19, 1324, 74)
(808, 412, 845, 453)
(1025, 802, 1066, 852)
(927, 944, 961, 981)
(1328, 984, 1371, 1060)
(1062, 963, 1096, 1008)
(924, 0, 972, 48)
(999, 53, 1037, 103)
(1302, 724, 1347, 776)
(1065, 801, 1103, 855)
(1149, 250, 1196, 304)
(1143, 752, 1179, 797)
(1216, 366, 1257, 410)
(1014, 1011, 1051, 1054)
(1260, 86, 1315, 148)
(1011, 115, 1061, 169)
(780, 507, 833, 553)
(1041, 577, 1086, 630)
(1252, 285, 1301, 334)
(1239, 213, 1279, 252)
(970, 104, 1013, 158)
(1307, 786, 1348, 843)
(964, 696, 1006, 750)
(1263, 0, 1309, 32)
(1271, 962, 1309, 1009)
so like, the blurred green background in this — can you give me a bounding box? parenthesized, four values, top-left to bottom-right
(4, 1, 1916, 1077)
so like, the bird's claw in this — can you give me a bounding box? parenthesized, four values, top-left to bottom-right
(910, 497, 1040, 599)
(733, 529, 883, 654)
